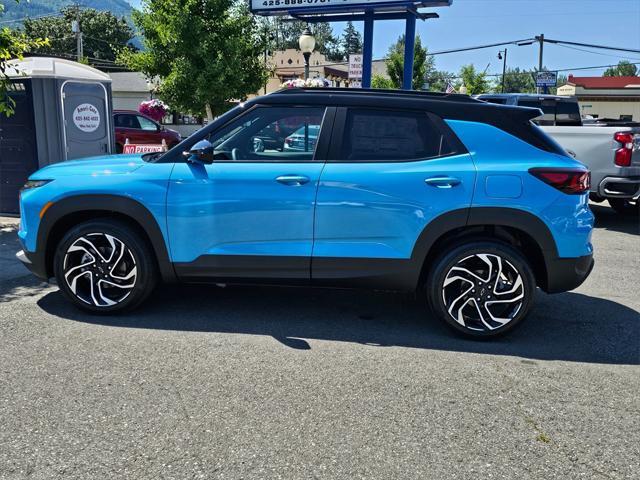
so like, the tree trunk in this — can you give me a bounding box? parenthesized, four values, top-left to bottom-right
(205, 103, 214, 123)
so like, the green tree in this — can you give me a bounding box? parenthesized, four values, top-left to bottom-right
(341, 21, 362, 56)
(385, 34, 434, 90)
(459, 64, 489, 95)
(21, 6, 134, 62)
(276, 20, 342, 61)
(425, 70, 456, 92)
(603, 60, 638, 77)
(1, 1, 48, 116)
(119, 0, 267, 121)
(498, 67, 536, 93)
(371, 74, 395, 89)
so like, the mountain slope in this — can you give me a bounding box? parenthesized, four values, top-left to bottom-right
(0, 0, 134, 25)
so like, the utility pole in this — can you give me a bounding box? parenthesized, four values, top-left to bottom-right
(71, 4, 83, 62)
(536, 33, 544, 93)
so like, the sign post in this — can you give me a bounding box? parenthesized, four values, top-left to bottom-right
(249, 1, 452, 91)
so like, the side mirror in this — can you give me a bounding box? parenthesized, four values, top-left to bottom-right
(183, 139, 214, 164)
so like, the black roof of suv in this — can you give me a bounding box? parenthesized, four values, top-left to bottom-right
(253, 88, 559, 154)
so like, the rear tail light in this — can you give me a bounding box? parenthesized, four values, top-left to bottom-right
(529, 168, 590, 194)
(614, 132, 639, 167)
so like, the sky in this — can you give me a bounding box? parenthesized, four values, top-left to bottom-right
(128, 0, 640, 78)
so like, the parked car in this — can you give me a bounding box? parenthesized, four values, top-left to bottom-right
(476, 94, 640, 215)
(17, 88, 594, 338)
(283, 125, 320, 152)
(113, 110, 181, 153)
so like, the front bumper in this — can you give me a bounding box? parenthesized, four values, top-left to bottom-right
(543, 254, 594, 294)
(597, 176, 640, 199)
(16, 249, 49, 281)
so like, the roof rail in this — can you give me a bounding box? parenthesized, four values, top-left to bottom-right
(273, 87, 481, 103)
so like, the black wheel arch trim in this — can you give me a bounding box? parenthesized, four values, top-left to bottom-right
(411, 206, 562, 292)
(37, 194, 176, 282)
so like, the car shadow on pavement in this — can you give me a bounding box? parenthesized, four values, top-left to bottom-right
(37, 283, 639, 365)
(591, 203, 639, 235)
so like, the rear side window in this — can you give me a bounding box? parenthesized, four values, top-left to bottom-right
(339, 109, 463, 162)
(115, 114, 140, 129)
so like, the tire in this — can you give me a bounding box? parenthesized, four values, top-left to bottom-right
(426, 240, 536, 339)
(608, 198, 639, 216)
(53, 219, 157, 314)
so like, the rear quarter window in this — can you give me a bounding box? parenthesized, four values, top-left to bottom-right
(339, 108, 465, 162)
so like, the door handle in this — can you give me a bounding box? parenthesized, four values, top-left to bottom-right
(276, 175, 310, 186)
(425, 176, 461, 188)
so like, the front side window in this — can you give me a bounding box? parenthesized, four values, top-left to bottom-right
(137, 115, 158, 131)
(204, 106, 325, 162)
(339, 109, 460, 162)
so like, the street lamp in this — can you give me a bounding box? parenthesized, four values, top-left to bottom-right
(298, 25, 315, 80)
(498, 49, 508, 93)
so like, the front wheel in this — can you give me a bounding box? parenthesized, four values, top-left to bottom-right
(53, 219, 157, 314)
(426, 241, 536, 338)
(608, 197, 639, 216)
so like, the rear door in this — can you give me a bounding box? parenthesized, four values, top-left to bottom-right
(62, 81, 110, 159)
(312, 107, 476, 288)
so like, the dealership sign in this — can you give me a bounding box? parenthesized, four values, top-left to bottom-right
(535, 71, 557, 87)
(250, 0, 452, 15)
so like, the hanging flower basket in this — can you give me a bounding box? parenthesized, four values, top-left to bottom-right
(281, 77, 330, 89)
(138, 99, 169, 122)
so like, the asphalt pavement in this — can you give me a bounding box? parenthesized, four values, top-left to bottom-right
(0, 204, 638, 479)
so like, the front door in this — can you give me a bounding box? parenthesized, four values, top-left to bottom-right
(62, 81, 110, 159)
(312, 107, 476, 289)
(167, 105, 331, 282)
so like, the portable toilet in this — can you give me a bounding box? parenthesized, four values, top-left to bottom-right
(0, 57, 114, 214)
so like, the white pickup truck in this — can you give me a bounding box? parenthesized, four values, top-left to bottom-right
(476, 94, 640, 215)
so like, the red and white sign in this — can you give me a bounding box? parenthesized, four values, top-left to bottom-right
(122, 144, 165, 154)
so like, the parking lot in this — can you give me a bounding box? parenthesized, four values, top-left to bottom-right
(0, 205, 638, 479)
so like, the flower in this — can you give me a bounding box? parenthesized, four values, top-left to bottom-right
(280, 77, 330, 89)
(138, 99, 169, 122)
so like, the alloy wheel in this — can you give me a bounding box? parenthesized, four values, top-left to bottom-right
(63, 233, 137, 307)
(442, 253, 525, 332)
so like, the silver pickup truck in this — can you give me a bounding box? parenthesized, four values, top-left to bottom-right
(476, 94, 640, 215)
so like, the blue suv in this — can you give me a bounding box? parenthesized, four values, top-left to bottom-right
(17, 88, 594, 337)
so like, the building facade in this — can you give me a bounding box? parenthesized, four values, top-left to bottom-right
(257, 49, 389, 95)
(557, 75, 640, 121)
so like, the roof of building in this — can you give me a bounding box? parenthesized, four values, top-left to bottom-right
(567, 75, 640, 89)
(5, 57, 111, 81)
(108, 72, 152, 93)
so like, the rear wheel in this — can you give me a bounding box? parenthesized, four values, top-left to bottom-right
(608, 197, 639, 216)
(426, 241, 536, 338)
(53, 219, 157, 313)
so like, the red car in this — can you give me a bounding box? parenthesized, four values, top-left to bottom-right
(113, 110, 181, 153)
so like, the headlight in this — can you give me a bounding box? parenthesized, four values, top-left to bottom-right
(21, 180, 52, 191)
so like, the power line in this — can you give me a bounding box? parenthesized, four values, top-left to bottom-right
(427, 38, 535, 56)
(553, 43, 640, 62)
(544, 38, 640, 55)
